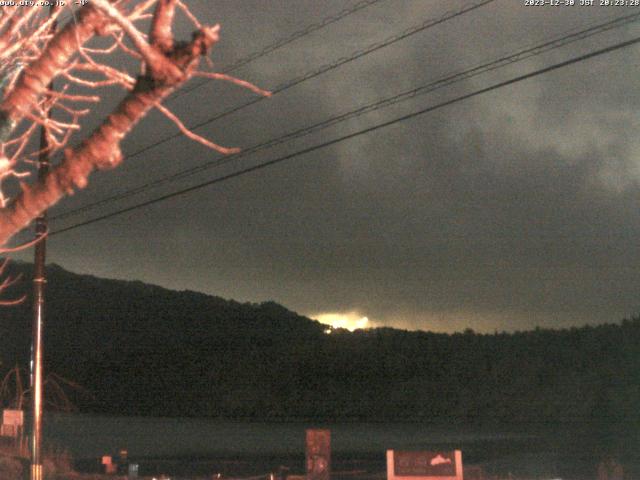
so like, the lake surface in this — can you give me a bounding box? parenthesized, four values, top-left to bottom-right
(39, 413, 637, 479)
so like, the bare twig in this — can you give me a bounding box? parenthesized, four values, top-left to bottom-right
(156, 102, 240, 154)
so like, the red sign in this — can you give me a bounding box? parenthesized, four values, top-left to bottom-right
(2, 409, 23, 426)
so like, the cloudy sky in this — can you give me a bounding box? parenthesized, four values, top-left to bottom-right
(10, 0, 640, 332)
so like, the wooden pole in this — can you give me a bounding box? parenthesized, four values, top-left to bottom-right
(30, 6, 57, 480)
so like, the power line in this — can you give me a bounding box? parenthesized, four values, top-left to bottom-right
(171, 0, 386, 100)
(51, 0, 386, 114)
(57, 0, 384, 57)
(51, 0, 496, 221)
(52, 0, 385, 101)
(51, 10, 640, 222)
(95, 0, 497, 166)
(50, 34, 640, 237)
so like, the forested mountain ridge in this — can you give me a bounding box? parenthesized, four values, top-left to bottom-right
(0, 262, 638, 426)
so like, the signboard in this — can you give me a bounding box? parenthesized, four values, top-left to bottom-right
(0, 424, 17, 438)
(3, 409, 23, 426)
(102, 456, 116, 475)
(387, 450, 463, 480)
(306, 429, 330, 480)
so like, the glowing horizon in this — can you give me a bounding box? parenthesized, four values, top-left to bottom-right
(312, 312, 371, 332)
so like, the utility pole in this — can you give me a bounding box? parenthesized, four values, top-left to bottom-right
(30, 140, 47, 480)
(30, 7, 57, 480)
(30, 97, 49, 480)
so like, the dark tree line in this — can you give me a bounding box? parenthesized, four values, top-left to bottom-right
(0, 263, 638, 427)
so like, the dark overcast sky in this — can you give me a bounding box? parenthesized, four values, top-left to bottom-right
(12, 0, 640, 332)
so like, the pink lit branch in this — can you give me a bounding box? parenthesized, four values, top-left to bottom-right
(0, 0, 269, 250)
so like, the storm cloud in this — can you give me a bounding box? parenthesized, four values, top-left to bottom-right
(15, 0, 640, 332)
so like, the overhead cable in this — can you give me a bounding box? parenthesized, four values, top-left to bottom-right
(51, 10, 640, 222)
(100, 0, 497, 163)
(50, 34, 640, 236)
(171, 0, 387, 100)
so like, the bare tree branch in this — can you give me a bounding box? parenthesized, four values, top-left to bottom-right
(0, 4, 108, 141)
(0, 0, 268, 263)
(0, 13, 224, 246)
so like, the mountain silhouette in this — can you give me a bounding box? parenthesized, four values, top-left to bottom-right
(0, 261, 638, 425)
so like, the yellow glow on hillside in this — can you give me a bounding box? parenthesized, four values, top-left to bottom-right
(313, 312, 371, 332)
